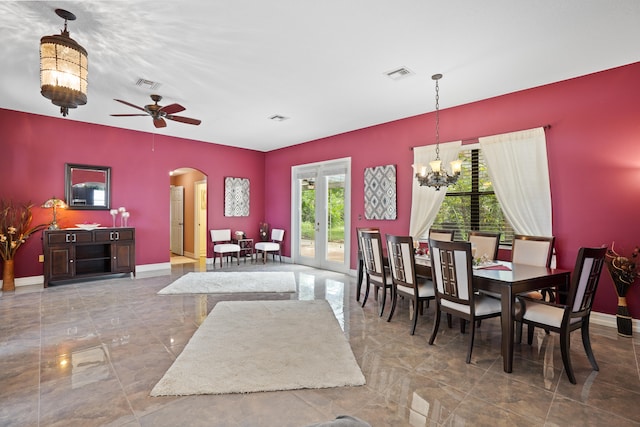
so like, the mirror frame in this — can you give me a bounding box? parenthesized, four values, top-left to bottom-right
(65, 163, 111, 210)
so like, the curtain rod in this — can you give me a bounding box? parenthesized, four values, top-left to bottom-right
(409, 124, 551, 150)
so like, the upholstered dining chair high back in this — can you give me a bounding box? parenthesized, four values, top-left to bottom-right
(511, 234, 555, 267)
(512, 234, 556, 301)
(385, 234, 435, 335)
(517, 246, 606, 384)
(360, 230, 392, 316)
(210, 229, 240, 268)
(428, 239, 502, 363)
(428, 229, 455, 242)
(469, 231, 501, 261)
(356, 227, 380, 302)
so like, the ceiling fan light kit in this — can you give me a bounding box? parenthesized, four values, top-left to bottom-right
(111, 94, 202, 128)
(40, 9, 88, 117)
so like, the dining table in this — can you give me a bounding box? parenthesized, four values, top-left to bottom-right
(414, 255, 571, 373)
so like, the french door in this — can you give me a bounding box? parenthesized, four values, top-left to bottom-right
(292, 158, 351, 273)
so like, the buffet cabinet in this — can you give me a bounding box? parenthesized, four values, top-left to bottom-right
(43, 228, 135, 287)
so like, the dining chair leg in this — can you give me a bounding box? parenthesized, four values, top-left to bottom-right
(560, 330, 576, 384)
(527, 324, 535, 345)
(428, 308, 441, 345)
(378, 286, 387, 317)
(356, 259, 364, 302)
(466, 319, 477, 364)
(410, 298, 419, 335)
(361, 277, 370, 308)
(387, 286, 397, 322)
(581, 319, 599, 371)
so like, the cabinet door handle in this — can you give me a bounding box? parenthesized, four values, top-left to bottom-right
(71, 234, 77, 243)
(70, 259, 74, 263)
(115, 231, 120, 240)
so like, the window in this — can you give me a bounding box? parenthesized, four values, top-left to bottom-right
(431, 147, 514, 243)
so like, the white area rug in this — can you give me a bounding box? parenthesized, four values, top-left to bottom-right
(150, 300, 365, 396)
(157, 271, 297, 294)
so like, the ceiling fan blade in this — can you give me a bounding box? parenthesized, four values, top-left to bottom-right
(166, 115, 202, 125)
(110, 114, 149, 117)
(153, 117, 167, 128)
(160, 103, 186, 114)
(114, 99, 147, 112)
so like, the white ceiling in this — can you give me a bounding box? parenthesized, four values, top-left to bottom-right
(1, 1, 639, 152)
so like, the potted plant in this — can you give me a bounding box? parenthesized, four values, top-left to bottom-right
(605, 243, 639, 337)
(0, 201, 47, 291)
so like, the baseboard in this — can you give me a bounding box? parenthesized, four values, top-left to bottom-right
(6, 262, 171, 288)
(206, 256, 292, 265)
(590, 311, 640, 333)
(6, 267, 640, 335)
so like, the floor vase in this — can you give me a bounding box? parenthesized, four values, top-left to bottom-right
(616, 296, 633, 337)
(2, 259, 15, 292)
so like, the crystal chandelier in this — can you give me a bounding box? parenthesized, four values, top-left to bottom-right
(40, 9, 88, 117)
(413, 74, 462, 190)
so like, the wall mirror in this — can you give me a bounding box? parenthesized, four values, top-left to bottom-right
(65, 163, 111, 210)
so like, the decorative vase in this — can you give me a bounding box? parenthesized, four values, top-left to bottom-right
(616, 296, 633, 337)
(2, 259, 15, 292)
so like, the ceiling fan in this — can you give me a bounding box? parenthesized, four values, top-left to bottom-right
(111, 94, 201, 128)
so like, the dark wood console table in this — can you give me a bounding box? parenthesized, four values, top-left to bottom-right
(43, 227, 136, 287)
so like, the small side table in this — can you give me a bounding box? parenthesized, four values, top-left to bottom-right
(232, 238, 254, 263)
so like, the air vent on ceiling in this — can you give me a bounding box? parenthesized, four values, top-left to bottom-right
(135, 78, 161, 90)
(269, 114, 289, 122)
(385, 67, 414, 81)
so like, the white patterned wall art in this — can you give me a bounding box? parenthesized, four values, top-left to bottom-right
(224, 177, 250, 217)
(364, 164, 397, 220)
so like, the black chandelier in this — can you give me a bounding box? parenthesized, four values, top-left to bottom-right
(414, 74, 461, 190)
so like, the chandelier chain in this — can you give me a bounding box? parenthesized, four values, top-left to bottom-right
(434, 77, 440, 160)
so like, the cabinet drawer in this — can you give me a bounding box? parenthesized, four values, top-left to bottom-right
(94, 228, 134, 242)
(46, 231, 92, 244)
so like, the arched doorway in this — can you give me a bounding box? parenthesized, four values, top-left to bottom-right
(169, 167, 207, 263)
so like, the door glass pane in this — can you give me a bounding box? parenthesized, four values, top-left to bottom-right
(325, 174, 345, 263)
(300, 178, 316, 258)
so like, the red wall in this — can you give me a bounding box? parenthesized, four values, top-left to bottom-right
(264, 62, 640, 318)
(1, 112, 265, 278)
(2, 62, 639, 318)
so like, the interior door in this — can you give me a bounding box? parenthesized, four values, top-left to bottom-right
(194, 181, 207, 257)
(170, 185, 184, 255)
(292, 158, 350, 273)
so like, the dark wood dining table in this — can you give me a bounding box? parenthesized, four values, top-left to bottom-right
(414, 256, 571, 373)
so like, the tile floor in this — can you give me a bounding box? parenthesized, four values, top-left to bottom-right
(1, 261, 639, 426)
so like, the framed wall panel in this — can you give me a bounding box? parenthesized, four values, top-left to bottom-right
(224, 177, 250, 217)
(364, 164, 396, 220)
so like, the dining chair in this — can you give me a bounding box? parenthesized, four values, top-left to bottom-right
(254, 228, 285, 263)
(360, 230, 392, 316)
(428, 228, 454, 242)
(385, 234, 435, 335)
(210, 229, 241, 268)
(512, 234, 557, 300)
(356, 227, 380, 302)
(428, 239, 502, 363)
(468, 231, 501, 261)
(516, 246, 606, 384)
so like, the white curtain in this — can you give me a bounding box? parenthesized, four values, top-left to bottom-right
(479, 127, 552, 236)
(409, 140, 462, 239)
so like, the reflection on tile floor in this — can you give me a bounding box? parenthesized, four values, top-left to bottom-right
(1, 262, 639, 426)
